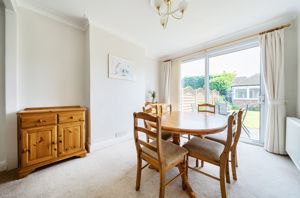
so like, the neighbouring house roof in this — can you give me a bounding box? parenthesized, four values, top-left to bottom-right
(231, 73, 260, 87)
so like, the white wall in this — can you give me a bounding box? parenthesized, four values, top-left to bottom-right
(0, 1, 6, 171)
(18, 8, 87, 108)
(5, 7, 18, 170)
(1, 7, 88, 170)
(88, 24, 145, 149)
(144, 57, 159, 102)
(298, 15, 300, 118)
(0, 6, 160, 169)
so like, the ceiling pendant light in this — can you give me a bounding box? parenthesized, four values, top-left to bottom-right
(151, 0, 188, 29)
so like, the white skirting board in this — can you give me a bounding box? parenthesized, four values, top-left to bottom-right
(286, 117, 300, 171)
(90, 134, 132, 153)
(0, 160, 7, 172)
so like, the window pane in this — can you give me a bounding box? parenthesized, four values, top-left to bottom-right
(249, 88, 259, 99)
(181, 59, 205, 112)
(208, 46, 261, 141)
(235, 89, 247, 99)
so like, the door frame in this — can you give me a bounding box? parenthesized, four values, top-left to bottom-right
(180, 39, 265, 145)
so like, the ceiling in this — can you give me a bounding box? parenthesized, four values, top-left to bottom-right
(17, 0, 300, 59)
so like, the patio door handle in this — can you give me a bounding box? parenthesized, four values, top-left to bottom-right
(259, 95, 265, 104)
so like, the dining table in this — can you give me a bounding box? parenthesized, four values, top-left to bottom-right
(159, 111, 228, 145)
(149, 110, 228, 198)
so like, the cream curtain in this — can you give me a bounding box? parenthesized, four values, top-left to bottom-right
(259, 29, 286, 154)
(160, 61, 172, 104)
(160, 60, 181, 110)
(170, 60, 181, 111)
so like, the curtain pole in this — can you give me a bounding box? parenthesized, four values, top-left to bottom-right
(164, 23, 291, 62)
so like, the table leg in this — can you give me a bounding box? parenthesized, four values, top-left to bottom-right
(172, 134, 180, 145)
(177, 158, 195, 198)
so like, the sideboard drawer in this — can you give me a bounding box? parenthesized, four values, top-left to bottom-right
(58, 112, 85, 124)
(20, 114, 57, 128)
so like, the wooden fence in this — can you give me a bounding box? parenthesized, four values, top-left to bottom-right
(182, 87, 221, 112)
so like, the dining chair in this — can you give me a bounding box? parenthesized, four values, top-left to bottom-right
(143, 105, 157, 143)
(143, 104, 158, 114)
(133, 112, 189, 198)
(160, 104, 172, 114)
(241, 105, 251, 138)
(194, 103, 216, 167)
(183, 113, 236, 198)
(205, 109, 244, 180)
(198, 103, 216, 113)
(143, 105, 172, 142)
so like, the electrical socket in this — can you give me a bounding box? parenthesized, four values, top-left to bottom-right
(115, 131, 127, 138)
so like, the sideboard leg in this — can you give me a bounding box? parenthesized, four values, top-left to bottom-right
(18, 168, 35, 179)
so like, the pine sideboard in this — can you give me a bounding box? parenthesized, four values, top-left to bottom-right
(17, 106, 87, 178)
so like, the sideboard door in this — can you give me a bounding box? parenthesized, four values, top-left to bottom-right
(58, 122, 85, 157)
(21, 126, 57, 167)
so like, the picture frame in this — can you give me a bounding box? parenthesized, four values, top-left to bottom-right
(108, 54, 135, 81)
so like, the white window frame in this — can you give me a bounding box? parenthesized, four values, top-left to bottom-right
(232, 85, 260, 100)
(233, 87, 248, 100)
(249, 87, 260, 99)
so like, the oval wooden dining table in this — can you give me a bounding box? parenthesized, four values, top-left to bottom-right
(160, 111, 228, 145)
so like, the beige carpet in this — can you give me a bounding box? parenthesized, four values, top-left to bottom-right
(0, 140, 300, 198)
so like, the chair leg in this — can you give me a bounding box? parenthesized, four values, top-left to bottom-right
(136, 156, 142, 191)
(186, 156, 189, 178)
(181, 158, 187, 190)
(226, 160, 230, 184)
(146, 135, 150, 143)
(159, 168, 166, 198)
(220, 163, 227, 198)
(231, 150, 238, 180)
(201, 160, 204, 168)
(235, 150, 238, 167)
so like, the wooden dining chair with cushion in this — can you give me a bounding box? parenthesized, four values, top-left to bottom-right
(198, 103, 216, 113)
(159, 104, 173, 140)
(133, 112, 189, 198)
(193, 103, 216, 167)
(183, 113, 236, 198)
(160, 104, 172, 114)
(143, 104, 158, 114)
(205, 109, 244, 180)
(143, 105, 172, 142)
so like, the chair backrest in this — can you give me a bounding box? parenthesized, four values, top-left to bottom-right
(242, 105, 248, 122)
(143, 104, 158, 114)
(160, 104, 172, 114)
(133, 112, 164, 164)
(198, 103, 216, 113)
(232, 109, 245, 149)
(220, 112, 236, 162)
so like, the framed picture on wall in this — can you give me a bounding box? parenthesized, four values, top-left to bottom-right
(108, 54, 135, 81)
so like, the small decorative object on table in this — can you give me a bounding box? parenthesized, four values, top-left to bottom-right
(149, 90, 156, 103)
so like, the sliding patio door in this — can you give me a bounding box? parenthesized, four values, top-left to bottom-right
(180, 41, 265, 144)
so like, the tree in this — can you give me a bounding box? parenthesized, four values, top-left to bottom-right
(182, 72, 235, 97)
(209, 72, 235, 96)
(182, 76, 205, 89)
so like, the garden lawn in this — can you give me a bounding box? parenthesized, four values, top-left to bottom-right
(244, 110, 260, 129)
(229, 110, 260, 129)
